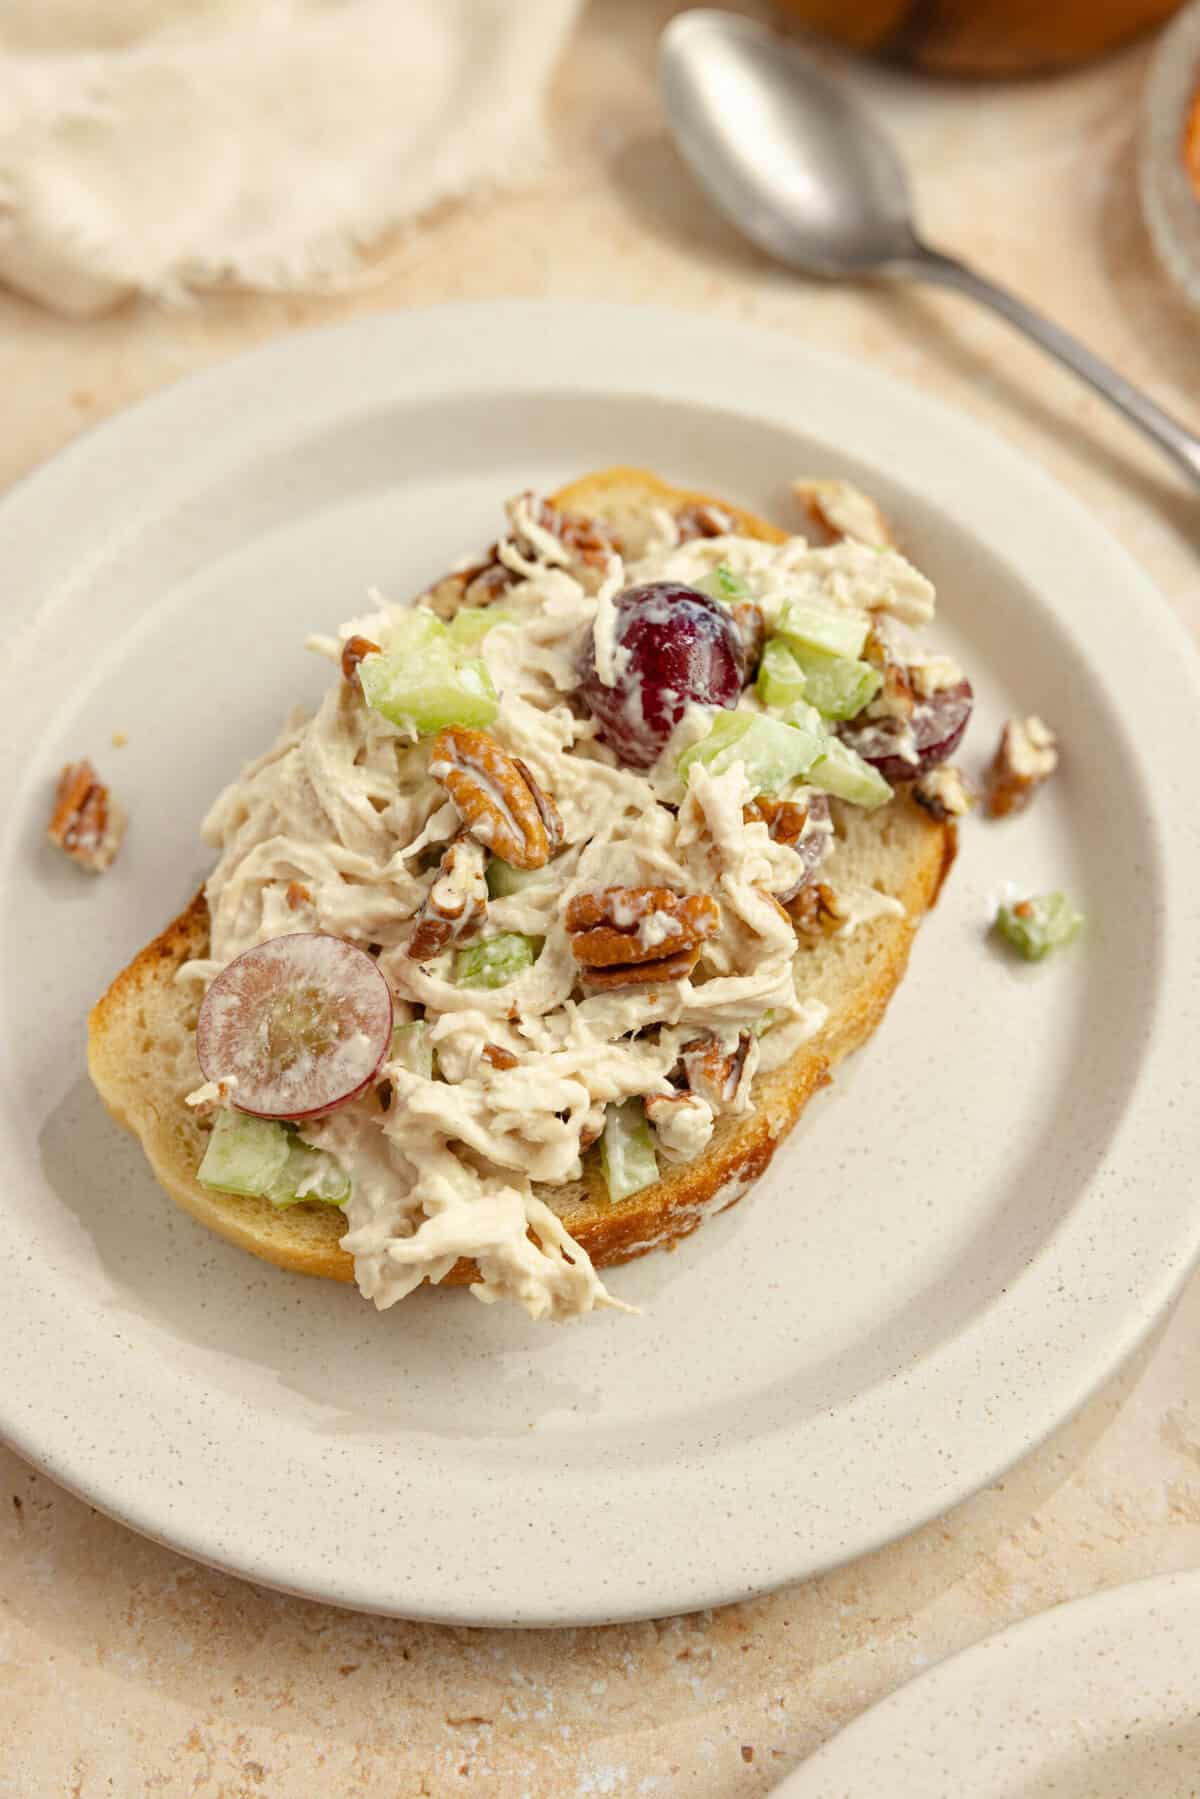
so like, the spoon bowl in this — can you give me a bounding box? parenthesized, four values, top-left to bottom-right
(658, 8, 1200, 487)
(659, 9, 918, 275)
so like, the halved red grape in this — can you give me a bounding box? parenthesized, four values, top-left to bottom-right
(578, 582, 744, 768)
(839, 680, 973, 785)
(196, 933, 393, 1120)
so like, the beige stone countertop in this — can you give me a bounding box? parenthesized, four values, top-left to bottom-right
(2, 5, 1199, 1794)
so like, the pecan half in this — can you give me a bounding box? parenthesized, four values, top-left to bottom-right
(428, 728, 562, 870)
(407, 836, 488, 961)
(792, 478, 895, 549)
(680, 1031, 757, 1113)
(786, 880, 844, 936)
(674, 502, 735, 541)
(566, 886, 719, 987)
(341, 635, 380, 682)
(578, 948, 702, 990)
(47, 761, 125, 873)
(986, 716, 1058, 819)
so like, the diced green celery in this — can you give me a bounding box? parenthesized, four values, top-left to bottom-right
(486, 857, 549, 898)
(751, 1008, 776, 1038)
(266, 1140, 350, 1209)
(677, 710, 749, 775)
(600, 1099, 659, 1204)
(700, 563, 747, 604)
(197, 1112, 349, 1206)
(757, 639, 809, 710)
(391, 1019, 434, 1078)
(448, 606, 513, 648)
(197, 1111, 290, 1197)
(806, 734, 892, 808)
(455, 932, 539, 989)
(777, 599, 870, 660)
(360, 648, 498, 734)
(789, 645, 881, 721)
(385, 608, 449, 654)
(993, 893, 1083, 962)
(678, 709, 825, 796)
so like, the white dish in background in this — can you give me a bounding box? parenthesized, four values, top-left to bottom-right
(776, 1570, 1200, 1797)
(1141, 0, 1200, 309)
(1, 302, 1199, 1626)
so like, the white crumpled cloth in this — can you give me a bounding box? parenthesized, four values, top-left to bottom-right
(0, 0, 580, 316)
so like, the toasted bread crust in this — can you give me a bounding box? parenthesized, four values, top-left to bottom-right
(87, 469, 954, 1294)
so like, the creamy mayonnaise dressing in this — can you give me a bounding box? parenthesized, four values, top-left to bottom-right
(180, 492, 942, 1320)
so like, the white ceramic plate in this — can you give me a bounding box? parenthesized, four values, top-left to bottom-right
(2, 302, 1199, 1627)
(777, 1570, 1200, 1796)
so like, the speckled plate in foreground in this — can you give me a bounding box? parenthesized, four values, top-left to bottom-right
(1, 303, 1199, 1626)
(778, 1570, 1200, 1796)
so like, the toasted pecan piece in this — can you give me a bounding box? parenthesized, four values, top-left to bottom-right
(407, 836, 488, 962)
(744, 795, 809, 849)
(425, 497, 620, 618)
(429, 728, 562, 870)
(745, 793, 833, 904)
(680, 1031, 757, 1113)
(786, 880, 845, 937)
(863, 625, 915, 722)
(47, 761, 125, 873)
(792, 478, 895, 549)
(986, 716, 1058, 819)
(674, 501, 736, 541)
(516, 494, 620, 570)
(566, 887, 719, 988)
(578, 947, 703, 990)
(730, 598, 765, 677)
(340, 635, 380, 683)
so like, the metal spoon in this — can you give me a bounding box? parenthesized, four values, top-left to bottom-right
(660, 9, 1200, 488)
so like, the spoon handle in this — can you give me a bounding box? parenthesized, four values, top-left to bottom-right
(907, 245, 1200, 489)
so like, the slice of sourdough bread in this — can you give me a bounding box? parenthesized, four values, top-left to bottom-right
(88, 469, 955, 1290)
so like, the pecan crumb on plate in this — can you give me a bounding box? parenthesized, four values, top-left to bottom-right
(986, 715, 1058, 818)
(47, 760, 125, 873)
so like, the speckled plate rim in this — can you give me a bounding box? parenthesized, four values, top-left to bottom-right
(775, 1569, 1200, 1795)
(2, 302, 1200, 1626)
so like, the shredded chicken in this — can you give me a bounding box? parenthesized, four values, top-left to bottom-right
(179, 494, 944, 1319)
